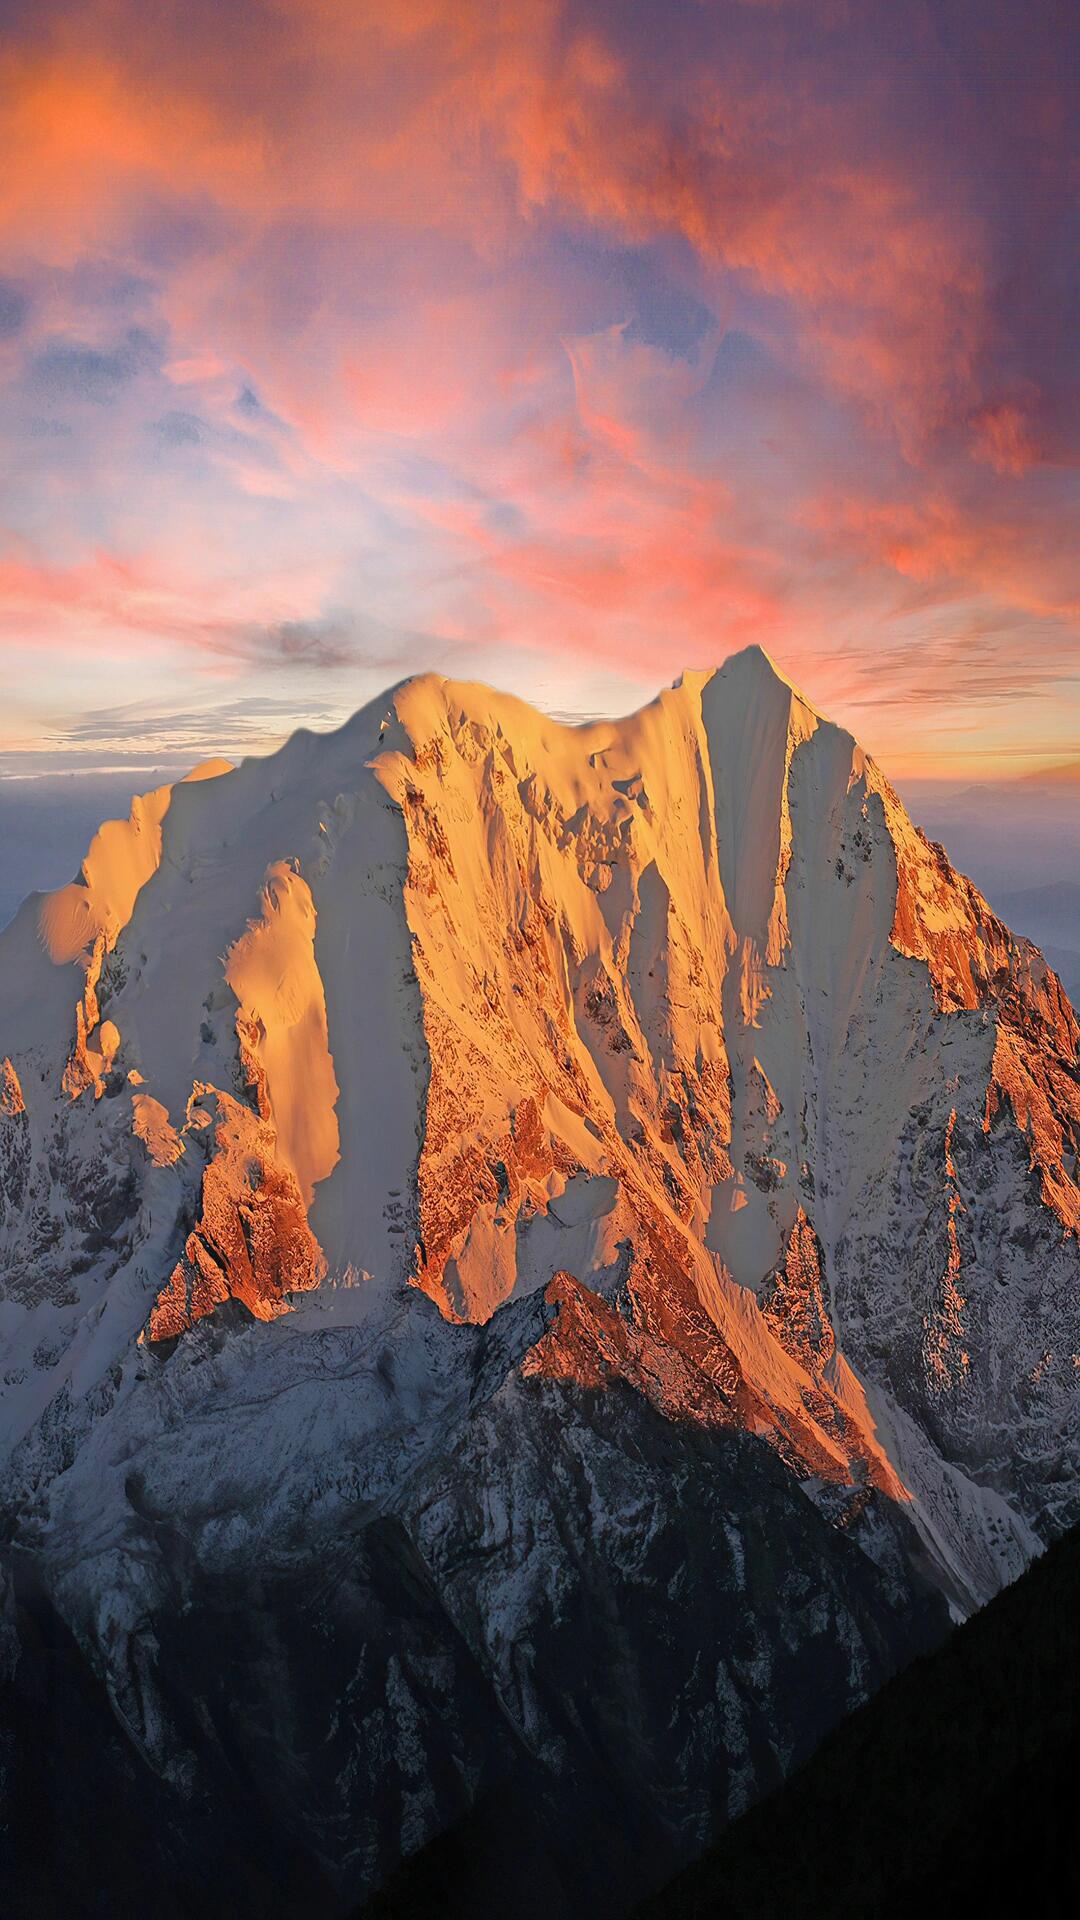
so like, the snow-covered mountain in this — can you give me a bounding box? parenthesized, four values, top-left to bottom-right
(1, 647, 1078, 1915)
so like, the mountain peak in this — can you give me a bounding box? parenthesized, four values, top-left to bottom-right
(714, 640, 825, 719)
(673, 647, 826, 764)
(716, 638, 790, 681)
(0, 650, 1077, 1913)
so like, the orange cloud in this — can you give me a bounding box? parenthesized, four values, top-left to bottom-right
(0, 0, 1076, 780)
(0, 4, 987, 455)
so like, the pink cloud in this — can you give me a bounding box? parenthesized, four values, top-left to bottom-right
(0, 0, 1075, 779)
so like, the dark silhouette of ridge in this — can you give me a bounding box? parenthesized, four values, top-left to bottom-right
(639, 1518, 1080, 1919)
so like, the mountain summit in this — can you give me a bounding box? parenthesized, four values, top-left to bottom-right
(1, 649, 1078, 1914)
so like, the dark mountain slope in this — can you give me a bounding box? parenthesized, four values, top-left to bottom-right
(0, 1373, 946, 1920)
(641, 1518, 1080, 1919)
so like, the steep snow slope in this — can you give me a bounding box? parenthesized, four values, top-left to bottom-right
(0, 647, 1077, 1913)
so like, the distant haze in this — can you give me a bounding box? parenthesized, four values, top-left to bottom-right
(0, 770, 186, 932)
(900, 774, 1080, 1003)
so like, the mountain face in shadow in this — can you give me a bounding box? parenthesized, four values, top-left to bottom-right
(640, 1517, 1080, 1920)
(0, 650, 1077, 1913)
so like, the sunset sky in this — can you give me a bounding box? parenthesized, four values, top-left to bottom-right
(1, 0, 1078, 783)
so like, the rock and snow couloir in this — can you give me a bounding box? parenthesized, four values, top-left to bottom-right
(1, 645, 1078, 1914)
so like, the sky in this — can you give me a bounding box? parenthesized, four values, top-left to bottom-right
(1, 0, 1078, 792)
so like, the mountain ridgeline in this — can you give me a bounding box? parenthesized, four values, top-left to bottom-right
(0, 647, 1077, 1914)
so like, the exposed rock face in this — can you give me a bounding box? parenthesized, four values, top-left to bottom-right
(0, 647, 1076, 1914)
(144, 1088, 325, 1343)
(0, 1061, 29, 1224)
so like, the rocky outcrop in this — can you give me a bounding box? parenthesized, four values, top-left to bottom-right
(0, 1061, 29, 1224)
(144, 1089, 325, 1342)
